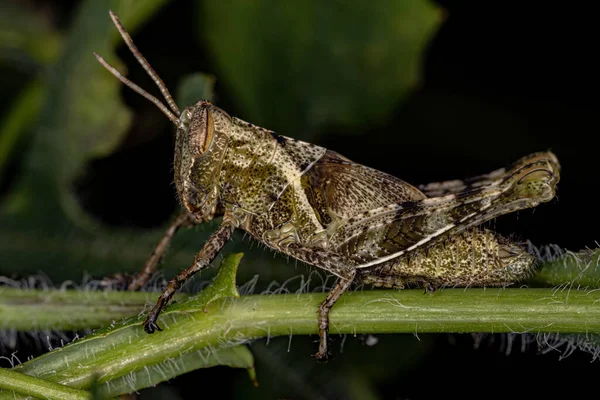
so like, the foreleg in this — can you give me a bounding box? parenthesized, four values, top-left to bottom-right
(143, 213, 237, 333)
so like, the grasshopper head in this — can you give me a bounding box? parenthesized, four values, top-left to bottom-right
(173, 101, 233, 218)
(94, 11, 233, 220)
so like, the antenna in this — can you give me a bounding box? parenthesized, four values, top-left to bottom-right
(108, 11, 180, 116)
(93, 52, 180, 126)
(94, 11, 181, 127)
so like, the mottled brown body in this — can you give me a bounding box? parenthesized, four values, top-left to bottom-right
(96, 11, 561, 361)
(360, 228, 535, 289)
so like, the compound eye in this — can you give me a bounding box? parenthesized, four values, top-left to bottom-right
(190, 104, 215, 157)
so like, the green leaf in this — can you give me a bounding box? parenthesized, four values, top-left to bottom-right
(1, 345, 255, 399)
(171, 252, 243, 312)
(4, 0, 170, 228)
(0, 2, 62, 67)
(176, 73, 216, 108)
(0, 79, 46, 187)
(95, 345, 257, 397)
(0, 214, 219, 282)
(199, 0, 442, 137)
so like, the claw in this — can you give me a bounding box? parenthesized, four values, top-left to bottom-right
(423, 282, 436, 294)
(143, 319, 163, 334)
(312, 349, 332, 363)
(313, 329, 332, 362)
(99, 273, 133, 290)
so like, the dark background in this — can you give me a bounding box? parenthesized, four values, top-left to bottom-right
(37, 0, 597, 250)
(1, 0, 599, 399)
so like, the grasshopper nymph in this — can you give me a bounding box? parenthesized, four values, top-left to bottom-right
(95, 11, 560, 360)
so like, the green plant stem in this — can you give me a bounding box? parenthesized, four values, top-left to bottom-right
(3, 250, 596, 332)
(0, 288, 186, 330)
(0, 369, 90, 400)
(2, 286, 598, 334)
(1, 287, 599, 399)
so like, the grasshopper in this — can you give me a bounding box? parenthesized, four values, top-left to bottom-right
(95, 11, 560, 360)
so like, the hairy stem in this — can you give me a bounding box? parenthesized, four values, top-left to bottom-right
(532, 248, 600, 287)
(0, 369, 90, 400)
(2, 251, 598, 332)
(0, 288, 182, 331)
(1, 287, 599, 398)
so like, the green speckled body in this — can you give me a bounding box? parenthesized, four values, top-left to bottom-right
(174, 101, 559, 287)
(360, 228, 535, 288)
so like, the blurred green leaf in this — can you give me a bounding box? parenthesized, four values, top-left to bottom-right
(0, 79, 46, 187)
(176, 73, 216, 108)
(5, 0, 132, 222)
(3, 0, 170, 228)
(0, 2, 62, 190)
(0, 2, 62, 68)
(200, 0, 442, 137)
(0, 0, 184, 279)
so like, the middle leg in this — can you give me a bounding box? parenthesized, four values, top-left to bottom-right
(315, 268, 356, 361)
(283, 243, 358, 361)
